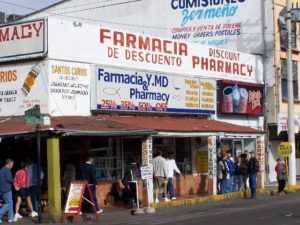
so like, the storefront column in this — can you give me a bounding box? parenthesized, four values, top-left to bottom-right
(47, 138, 61, 222)
(142, 136, 153, 203)
(208, 136, 217, 195)
(256, 136, 265, 189)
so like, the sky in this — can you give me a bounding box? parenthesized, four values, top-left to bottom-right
(0, 0, 61, 15)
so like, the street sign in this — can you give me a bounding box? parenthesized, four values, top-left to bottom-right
(24, 105, 44, 125)
(278, 142, 292, 157)
(140, 164, 153, 180)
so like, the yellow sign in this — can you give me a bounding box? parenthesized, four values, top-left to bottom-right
(194, 151, 208, 174)
(278, 142, 292, 157)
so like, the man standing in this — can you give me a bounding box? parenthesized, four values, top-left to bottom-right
(217, 154, 229, 194)
(77, 156, 103, 214)
(166, 152, 181, 200)
(226, 152, 235, 193)
(152, 150, 169, 203)
(0, 159, 15, 223)
(247, 151, 260, 199)
(27, 158, 44, 213)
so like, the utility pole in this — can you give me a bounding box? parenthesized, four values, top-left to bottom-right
(286, 0, 297, 185)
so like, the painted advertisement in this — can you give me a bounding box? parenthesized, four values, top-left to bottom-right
(218, 80, 264, 116)
(208, 136, 217, 178)
(48, 18, 263, 84)
(168, 0, 263, 52)
(0, 62, 48, 116)
(0, 19, 46, 62)
(48, 60, 90, 116)
(94, 66, 216, 114)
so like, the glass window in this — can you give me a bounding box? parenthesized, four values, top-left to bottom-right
(281, 58, 298, 99)
(90, 137, 122, 181)
(280, 21, 297, 49)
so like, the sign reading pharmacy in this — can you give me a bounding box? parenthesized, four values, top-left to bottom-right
(0, 19, 46, 62)
(93, 66, 216, 114)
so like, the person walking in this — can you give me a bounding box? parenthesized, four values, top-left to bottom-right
(152, 150, 168, 203)
(217, 154, 229, 194)
(122, 155, 140, 208)
(77, 156, 103, 214)
(27, 158, 44, 213)
(0, 159, 15, 223)
(275, 158, 287, 195)
(14, 162, 38, 220)
(166, 152, 181, 200)
(233, 157, 245, 192)
(226, 152, 235, 193)
(247, 151, 260, 199)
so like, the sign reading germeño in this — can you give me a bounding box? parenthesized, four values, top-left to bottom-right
(93, 66, 216, 114)
(0, 19, 46, 61)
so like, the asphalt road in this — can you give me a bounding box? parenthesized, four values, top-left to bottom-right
(99, 192, 300, 225)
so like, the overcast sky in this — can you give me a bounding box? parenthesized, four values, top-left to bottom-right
(0, 0, 61, 15)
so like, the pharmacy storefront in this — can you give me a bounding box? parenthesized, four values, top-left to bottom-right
(0, 18, 265, 215)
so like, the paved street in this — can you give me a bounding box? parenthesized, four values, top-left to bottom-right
(98, 192, 300, 225)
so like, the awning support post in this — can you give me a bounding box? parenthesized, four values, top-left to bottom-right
(47, 138, 62, 222)
(142, 136, 154, 204)
(208, 136, 217, 195)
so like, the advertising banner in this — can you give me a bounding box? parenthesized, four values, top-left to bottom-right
(48, 18, 263, 84)
(208, 136, 217, 178)
(0, 62, 48, 116)
(94, 66, 216, 114)
(48, 60, 90, 116)
(0, 19, 46, 62)
(277, 113, 300, 135)
(218, 80, 264, 116)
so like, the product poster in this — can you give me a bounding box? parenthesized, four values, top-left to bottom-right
(0, 62, 48, 116)
(218, 80, 264, 116)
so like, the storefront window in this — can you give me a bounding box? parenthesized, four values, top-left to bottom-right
(90, 137, 122, 181)
(153, 137, 192, 174)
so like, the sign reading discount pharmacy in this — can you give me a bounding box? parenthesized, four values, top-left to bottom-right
(48, 18, 263, 84)
(93, 66, 216, 114)
(0, 19, 46, 62)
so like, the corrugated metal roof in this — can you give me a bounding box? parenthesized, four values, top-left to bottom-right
(108, 116, 264, 134)
(0, 115, 264, 137)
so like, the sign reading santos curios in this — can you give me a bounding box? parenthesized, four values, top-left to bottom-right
(218, 80, 264, 116)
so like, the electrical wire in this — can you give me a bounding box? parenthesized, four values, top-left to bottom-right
(0, 0, 277, 34)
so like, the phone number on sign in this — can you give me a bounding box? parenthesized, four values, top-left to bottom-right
(101, 100, 168, 112)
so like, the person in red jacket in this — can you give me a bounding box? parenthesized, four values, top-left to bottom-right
(14, 162, 38, 220)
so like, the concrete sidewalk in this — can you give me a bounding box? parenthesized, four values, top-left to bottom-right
(5, 185, 300, 224)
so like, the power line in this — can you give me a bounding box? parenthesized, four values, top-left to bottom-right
(0, 0, 277, 35)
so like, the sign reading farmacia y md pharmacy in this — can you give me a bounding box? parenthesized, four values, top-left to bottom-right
(47, 18, 263, 84)
(92, 66, 216, 114)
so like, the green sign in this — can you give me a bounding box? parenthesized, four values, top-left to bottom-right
(25, 105, 44, 125)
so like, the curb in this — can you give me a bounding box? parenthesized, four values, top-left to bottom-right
(150, 185, 300, 209)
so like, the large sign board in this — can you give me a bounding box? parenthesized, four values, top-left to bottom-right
(0, 62, 48, 116)
(48, 60, 90, 116)
(0, 19, 46, 62)
(48, 18, 263, 84)
(93, 66, 216, 114)
(218, 80, 264, 116)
